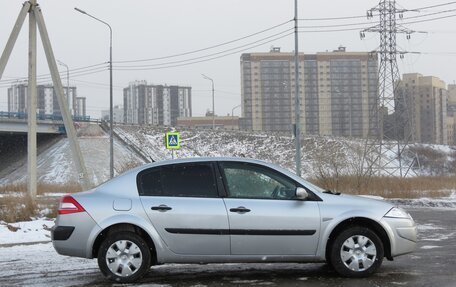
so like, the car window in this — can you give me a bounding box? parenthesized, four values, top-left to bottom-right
(138, 163, 218, 197)
(220, 162, 297, 200)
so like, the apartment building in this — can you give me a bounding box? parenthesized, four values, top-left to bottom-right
(7, 83, 85, 117)
(123, 81, 192, 125)
(101, 105, 124, 123)
(397, 73, 448, 144)
(239, 46, 378, 138)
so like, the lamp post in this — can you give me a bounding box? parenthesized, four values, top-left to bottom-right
(57, 60, 71, 115)
(201, 74, 215, 129)
(231, 104, 241, 130)
(75, 7, 114, 179)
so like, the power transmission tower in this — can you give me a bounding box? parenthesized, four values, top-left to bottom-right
(360, 0, 418, 177)
(0, 1, 92, 199)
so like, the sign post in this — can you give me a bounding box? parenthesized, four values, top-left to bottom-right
(165, 132, 180, 159)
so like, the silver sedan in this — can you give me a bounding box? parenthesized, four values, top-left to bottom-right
(52, 157, 417, 283)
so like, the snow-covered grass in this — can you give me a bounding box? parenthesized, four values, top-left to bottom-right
(0, 218, 53, 245)
(115, 124, 456, 178)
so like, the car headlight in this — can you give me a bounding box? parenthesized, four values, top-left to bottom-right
(384, 207, 412, 219)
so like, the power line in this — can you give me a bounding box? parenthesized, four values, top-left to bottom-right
(0, 63, 107, 84)
(72, 79, 124, 89)
(298, 14, 371, 21)
(114, 32, 294, 71)
(411, 1, 456, 11)
(0, 68, 108, 88)
(298, 9, 456, 30)
(114, 19, 293, 64)
(115, 28, 293, 68)
(297, 1, 456, 21)
(402, 13, 456, 25)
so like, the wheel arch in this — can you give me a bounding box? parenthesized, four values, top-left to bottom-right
(325, 217, 392, 262)
(92, 223, 158, 265)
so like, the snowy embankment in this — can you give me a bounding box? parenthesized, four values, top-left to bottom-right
(115, 125, 456, 178)
(1, 124, 454, 186)
(0, 125, 144, 186)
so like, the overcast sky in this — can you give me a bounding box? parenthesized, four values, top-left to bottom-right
(1, 0, 455, 118)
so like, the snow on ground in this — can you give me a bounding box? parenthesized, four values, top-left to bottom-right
(0, 218, 54, 245)
(390, 191, 456, 209)
(0, 242, 99, 287)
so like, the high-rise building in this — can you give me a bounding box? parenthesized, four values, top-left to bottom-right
(7, 83, 85, 118)
(74, 97, 86, 118)
(448, 84, 456, 117)
(7, 83, 27, 114)
(397, 73, 448, 144)
(123, 81, 191, 125)
(239, 47, 378, 138)
(101, 105, 124, 123)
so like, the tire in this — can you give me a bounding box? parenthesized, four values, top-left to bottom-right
(97, 232, 151, 283)
(329, 226, 384, 278)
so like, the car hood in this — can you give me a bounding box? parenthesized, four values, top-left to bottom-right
(316, 191, 394, 220)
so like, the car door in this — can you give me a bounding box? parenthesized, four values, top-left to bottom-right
(138, 162, 230, 255)
(219, 161, 321, 255)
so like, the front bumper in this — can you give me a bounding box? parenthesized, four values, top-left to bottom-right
(381, 217, 417, 257)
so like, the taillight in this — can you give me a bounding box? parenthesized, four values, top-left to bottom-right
(58, 195, 86, 215)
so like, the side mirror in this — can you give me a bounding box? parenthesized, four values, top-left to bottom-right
(296, 187, 308, 200)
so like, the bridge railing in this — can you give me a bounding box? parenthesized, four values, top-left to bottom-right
(0, 111, 91, 122)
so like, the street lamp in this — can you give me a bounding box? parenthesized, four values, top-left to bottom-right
(231, 104, 241, 130)
(75, 7, 114, 179)
(57, 60, 72, 116)
(201, 74, 215, 129)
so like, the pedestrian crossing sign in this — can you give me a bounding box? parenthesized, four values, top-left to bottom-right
(165, 132, 180, 149)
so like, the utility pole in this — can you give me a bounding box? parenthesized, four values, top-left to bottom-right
(28, 0, 38, 200)
(294, 0, 302, 177)
(0, 1, 92, 198)
(361, 0, 417, 177)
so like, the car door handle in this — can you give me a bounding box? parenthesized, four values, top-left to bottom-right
(151, 205, 172, 211)
(230, 207, 251, 213)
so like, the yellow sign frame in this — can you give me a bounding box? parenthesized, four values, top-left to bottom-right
(165, 132, 180, 149)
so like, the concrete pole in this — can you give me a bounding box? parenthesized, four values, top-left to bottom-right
(34, 5, 91, 189)
(294, 0, 302, 177)
(0, 2, 30, 79)
(27, 0, 38, 200)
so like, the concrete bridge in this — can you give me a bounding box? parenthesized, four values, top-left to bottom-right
(0, 111, 91, 134)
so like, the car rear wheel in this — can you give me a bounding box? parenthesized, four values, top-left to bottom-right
(330, 226, 384, 277)
(98, 232, 151, 283)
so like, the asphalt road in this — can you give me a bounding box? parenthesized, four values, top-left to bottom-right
(1, 208, 455, 287)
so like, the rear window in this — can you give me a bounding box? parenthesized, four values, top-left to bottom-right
(138, 163, 218, 198)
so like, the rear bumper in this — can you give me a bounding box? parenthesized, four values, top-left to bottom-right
(52, 212, 101, 258)
(51, 226, 75, 240)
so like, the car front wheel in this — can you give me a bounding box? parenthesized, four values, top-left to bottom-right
(97, 232, 151, 283)
(330, 226, 384, 277)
